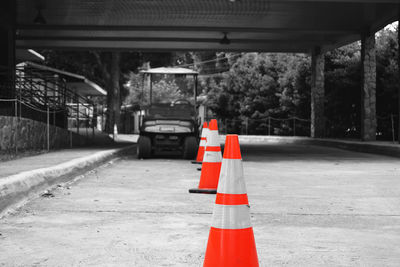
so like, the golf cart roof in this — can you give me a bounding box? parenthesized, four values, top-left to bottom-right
(140, 67, 198, 75)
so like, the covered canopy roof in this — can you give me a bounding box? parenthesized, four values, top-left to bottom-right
(16, 0, 399, 53)
(66, 81, 107, 97)
(18, 62, 107, 96)
(16, 49, 45, 63)
(140, 67, 198, 75)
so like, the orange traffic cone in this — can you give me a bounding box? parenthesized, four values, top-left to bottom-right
(203, 134, 259, 266)
(191, 122, 208, 164)
(189, 119, 221, 194)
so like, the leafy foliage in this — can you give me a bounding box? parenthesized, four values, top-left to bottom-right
(199, 53, 311, 135)
(324, 42, 362, 138)
(124, 72, 182, 106)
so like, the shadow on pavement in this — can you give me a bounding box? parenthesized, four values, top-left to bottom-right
(240, 143, 396, 162)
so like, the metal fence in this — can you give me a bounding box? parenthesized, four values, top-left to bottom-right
(324, 114, 399, 142)
(0, 98, 97, 152)
(210, 115, 399, 142)
(376, 114, 398, 142)
(0, 66, 101, 154)
(210, 116, 311, 137)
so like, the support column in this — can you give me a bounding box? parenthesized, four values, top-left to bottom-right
(361, 31, 377, 141)
(398, 7, 400, 143)
(311, 47, 325, 138)
(0, 0, 16, 99)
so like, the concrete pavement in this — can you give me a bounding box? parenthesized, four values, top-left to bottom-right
(0, 145, 134, 217)
(1, 142, 400, 266)
(0, 147, 124, 180)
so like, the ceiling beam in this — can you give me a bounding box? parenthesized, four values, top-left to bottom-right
(16, 39, 311, 53)
(16, 36, 337, 45)
(268, 0, 400, 2)
(16, 24, 360, 35)
(17, 30, 345, 40)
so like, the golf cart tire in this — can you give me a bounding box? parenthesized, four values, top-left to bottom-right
(137, 136, 152, 159)
(183, 136, 198, 159)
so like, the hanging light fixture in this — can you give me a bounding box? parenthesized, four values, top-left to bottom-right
(219, 32, 231, 45)
(34, 8, 46, 25)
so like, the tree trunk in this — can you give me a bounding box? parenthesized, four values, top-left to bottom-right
(105, 78, 114, 133)
(104, 52, 121, 134)
(112, 52, 121, 133)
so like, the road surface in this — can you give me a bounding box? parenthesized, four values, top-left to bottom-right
(1, 143, 400, 266)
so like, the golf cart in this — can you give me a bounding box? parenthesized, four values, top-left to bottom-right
(137, 67, 200, 159)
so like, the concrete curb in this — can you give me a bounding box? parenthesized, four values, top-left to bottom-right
(219, 135, 400, 158)
(304, 138, 400, 158)
(0, 145, 135, 216)
(219, 135, 310, 144)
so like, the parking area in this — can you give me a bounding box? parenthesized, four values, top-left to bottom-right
(1, 143, 400, 266)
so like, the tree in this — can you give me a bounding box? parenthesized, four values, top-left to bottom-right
(324, 42, 362, 138)
(275, 53, 311, 135)
(124, 73, 182, 106)
(202, 53, 312, 135)
(376, 26, 399, 139)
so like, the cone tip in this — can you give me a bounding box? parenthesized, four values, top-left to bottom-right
(223, 134, 241, 159)
(209, 119, 218, 130)
(202, 121, 208, 128)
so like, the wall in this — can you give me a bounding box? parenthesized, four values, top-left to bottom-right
(0, 116, 89, 151)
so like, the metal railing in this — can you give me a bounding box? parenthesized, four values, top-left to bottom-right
(1, 66, 99, 132)
(216, 114, 399, 142)
(0, 65, 104, 153)
(376, 114, 398, 142)
(209, 116, 311, 137)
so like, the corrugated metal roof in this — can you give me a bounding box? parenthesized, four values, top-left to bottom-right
(18, 62, 107, 96)
(16, 49, 45, 63)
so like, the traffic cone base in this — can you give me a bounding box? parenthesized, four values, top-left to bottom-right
(204, 227, 258, 267)
(188, 188, 216, 194)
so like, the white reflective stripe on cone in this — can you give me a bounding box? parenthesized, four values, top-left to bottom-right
(199, 139, 206, 146)
(201, 129, 209, 143)
(217, 159, 247, 194)
(202, 128, 209, 138)
(211, 204, 251, 229)
(203, 150, 222, 163)
(207, 130, 219, 147)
